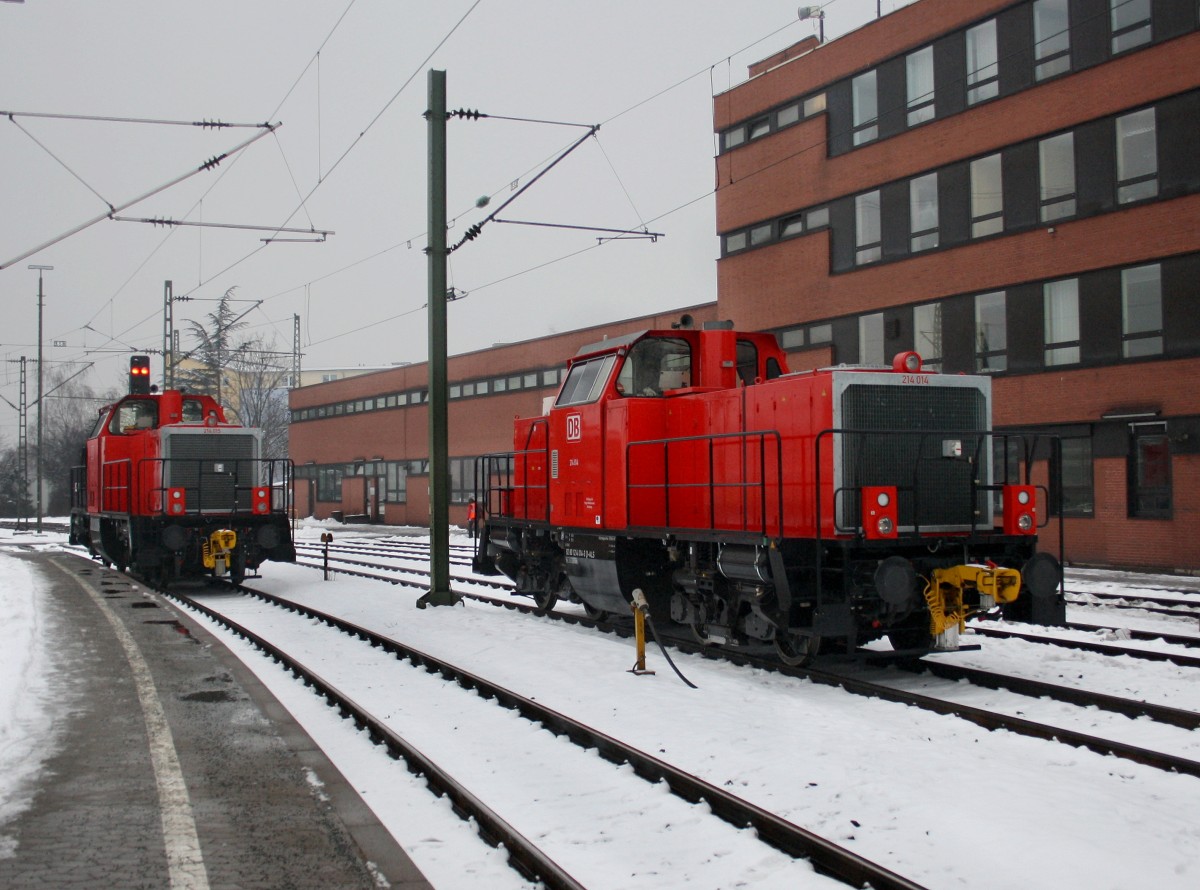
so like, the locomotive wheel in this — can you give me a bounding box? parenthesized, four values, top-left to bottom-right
(582, 602, 608, 622)
(886, 626, 932, 652)
(533, 587, 558, 613)
(230, 547, 247, 586)
(774, 631, 822, 666)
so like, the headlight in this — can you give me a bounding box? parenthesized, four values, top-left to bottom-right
(1018, 490, 1031, 505)
(876, 491, 891, 508)
(1018, 513, 1033, 531)
(877, 517, 894, 535)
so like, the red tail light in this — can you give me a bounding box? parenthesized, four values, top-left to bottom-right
(1003, 485, 1037, 535)
(862, 486, 898, 539)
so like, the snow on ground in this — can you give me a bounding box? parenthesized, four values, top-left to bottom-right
(0, 527, 71, 859)
(3, 521, 1200, 888)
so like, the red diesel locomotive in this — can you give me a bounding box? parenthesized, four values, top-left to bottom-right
(69, 356, 295, 584)
(473, 324, 1064, 662)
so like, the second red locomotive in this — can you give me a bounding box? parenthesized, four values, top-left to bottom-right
(473, 323, 1064, 662)
(69, 356, 295, 584)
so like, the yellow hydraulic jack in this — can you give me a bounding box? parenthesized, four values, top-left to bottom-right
(924, 564, 1022, 650)
(202, 529, 238, 576)
(628, 589, 656, 676)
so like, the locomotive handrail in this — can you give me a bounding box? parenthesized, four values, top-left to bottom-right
(138, 456, 294, 516)
(814, 427, 1065, 614)
(473, 447, 550, 524)
(624, 429, 784, 537)
(816, 427, 1042, 539)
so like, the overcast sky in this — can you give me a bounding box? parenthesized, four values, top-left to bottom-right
(0, 0, 910, 439)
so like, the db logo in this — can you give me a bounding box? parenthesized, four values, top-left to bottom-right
(566, 414, 582, 441)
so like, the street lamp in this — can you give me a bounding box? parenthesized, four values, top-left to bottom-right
(28, 264, 52, 533)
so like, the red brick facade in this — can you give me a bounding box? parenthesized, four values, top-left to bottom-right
(713, 0, 1200, 573)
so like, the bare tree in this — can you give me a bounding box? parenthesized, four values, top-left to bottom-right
(229, 336, 291, 459)
(0, 441, 32, 518)
(38, 363, 116, 514)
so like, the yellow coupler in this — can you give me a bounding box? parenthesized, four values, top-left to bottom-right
(202, 529, 238, 575)
(923, 564, 1022, 650)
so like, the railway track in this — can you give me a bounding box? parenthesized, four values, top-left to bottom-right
(280, 546, 1200, 779)
(161, 580, 926, 890)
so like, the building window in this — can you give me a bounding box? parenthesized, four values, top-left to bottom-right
(852, 70, 878, 146)
(777, 103, 801, 128)
(1039, 132, 1076, 222)
(724, 231, 747, 253)
(970, 153, 1004, 237)
(965, 19, 999, 105)
(449, 457, 473, 505)
(1059, 437, 1094, 517)
(1033, 0, 1071, 80)
(809, 323, 833, 345)
(779, 328, 805, 349)
(1116, 107, 1158, 204)
(909, 172, 939, 252)
(316, 465, 345, 502)
(804, 93, 827, 116)
(906, 46, 935, 126)
(748, 116, 771, 141)
(806, 206, 830, 229)
(913, 302, 943, 370)
(723, 126, 745, 151)
(1111, 0, 1151, 53)
(1044, 278, 1080, 366)
(1121, 263, 1163, 357)
(1128, 425, 1171, 518)
(780, 213, 805, 238)
(859, 313, 885, 365)
(975, 290, 1007, 372)
(855, 191, 882, 265)
(750, 223, 773, 246)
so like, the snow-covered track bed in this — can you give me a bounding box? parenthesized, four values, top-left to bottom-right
(163, 582, 924, 890)
(277, 549, 1200, 781)
(970, 623, 1200, 666)
(292, 543, 514, 594)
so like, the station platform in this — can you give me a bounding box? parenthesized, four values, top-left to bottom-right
(0, 550, 433, 890)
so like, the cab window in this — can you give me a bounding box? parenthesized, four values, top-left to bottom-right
(736, 340, 758, 385)
(616, 337, 691, 397)
(556, 354, 618, 407)
(110, 399, 158, 434)
(182, 398, 205, 423)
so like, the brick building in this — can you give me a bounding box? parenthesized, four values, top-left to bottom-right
(712, 0, 1200, 571)
(289, 0, 1197, 572)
